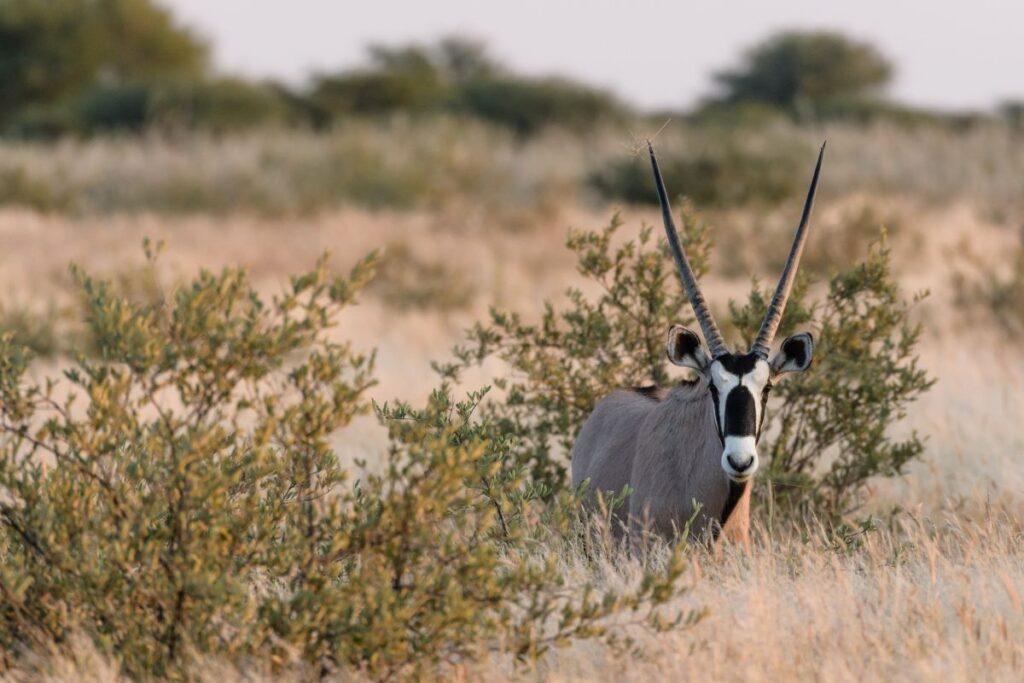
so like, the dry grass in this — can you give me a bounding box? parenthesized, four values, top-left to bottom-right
(2, 118, 1023, 224)
(504, 506, 1024, 683)
(9, 502, 1022, 682)
(0, 118, 611, 218)
(1, 130, 1022, 679)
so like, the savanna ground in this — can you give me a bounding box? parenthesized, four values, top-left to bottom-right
(1, 118, 1023, 681)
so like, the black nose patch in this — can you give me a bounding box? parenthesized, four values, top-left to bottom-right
(724, 386, 756, 436)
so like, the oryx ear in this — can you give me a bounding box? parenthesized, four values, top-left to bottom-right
(667, 325, 711, 373)
(770, 332, 814, 375)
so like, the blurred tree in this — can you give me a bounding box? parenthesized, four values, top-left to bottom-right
(307, 36, 496, 123)
(712, 31, 892, 118)
(76, 78, 287, 133)
(308, 69, 448, 121)
(458, 76, 626, 137)
(998, 100, 1024, 131)
(93, 0, 208, 81)
(0, 0, 207, 123)
(367, 36, 497, 84)
(306, 35, 625, 135)
(430, 36, 499, 84)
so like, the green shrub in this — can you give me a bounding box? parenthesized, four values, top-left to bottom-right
(76, 79, 287, 134)
(0, 247, 691, 678)
(149, 78, 287, 132)
(0, 252, 378, 676)
(370, 387, 692, 676)
(711, 31, 892, 119)
(370, 242, 474, 312)
(999, 100, 1024, 131)
(437, 208, 711, 490)
(0, 166, 70, 212)
(954, 239, 1024, 337)
(76, 84, 151, 132)
(797, 204, 906, 277)
(590, 145, 807, 208)
(686, 100, 791, 128)
(691, 98, 943, 129)
(0, 304, 63, 358)
(729, 236, 933, 513)
(439, 209, 931, 516)
(811, 99, 946, 126)
(0, 0, 207, 125)
(305, 37, 510, 128)
(303, 38, 485, 123)
(307, 71, 451, 122)
(305, 38, 626, 136)
(0, 260, 170, 360)
(458, 76, 627, 136)
(4, 104, 77, 140)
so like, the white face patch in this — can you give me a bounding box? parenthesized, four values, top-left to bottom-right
(709, 358, 771, 481)
(709, 359, 771, 437)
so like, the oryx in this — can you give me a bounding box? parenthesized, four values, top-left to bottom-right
(570, 141, 825, 547)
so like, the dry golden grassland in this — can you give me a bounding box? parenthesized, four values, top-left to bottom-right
(0, 123, 1022, 680)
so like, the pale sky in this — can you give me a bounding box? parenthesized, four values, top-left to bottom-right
(162, 0, 1024, 112)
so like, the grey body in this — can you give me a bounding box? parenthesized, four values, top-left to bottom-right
(571, 380, 729, 540)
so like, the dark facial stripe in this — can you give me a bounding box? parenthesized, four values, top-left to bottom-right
(717, 353, 759, 375)
(724, 386, 757, 436)
(757, 384, 771, 438)
(708, 384, 724, 445)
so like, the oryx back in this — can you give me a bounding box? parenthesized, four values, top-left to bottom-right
(628, 380, 728, 539)
(570, 388, 661, 513)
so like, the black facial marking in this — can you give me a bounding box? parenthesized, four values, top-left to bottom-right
(708, 384, 724, 445)
(670, 328, 700, 359)
(781, 335, 809, 369)
(724, 386, 757, 436)
(717, 353, 759, 375)
(757, 382, 772, 438)
(632, 385, 661, 401)
(707, 352, 766, 443)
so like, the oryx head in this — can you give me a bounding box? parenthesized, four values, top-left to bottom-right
(649, 141, 824, 483)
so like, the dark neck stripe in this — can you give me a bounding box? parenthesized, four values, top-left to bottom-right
(714, 479, 749, 540)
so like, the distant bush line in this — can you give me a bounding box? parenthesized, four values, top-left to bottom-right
(4, 15, 1024, 141)
(2, 117, 1023, 225)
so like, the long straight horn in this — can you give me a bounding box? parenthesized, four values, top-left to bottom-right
(750, 142, 826, 359)
(648, 142, 728, 358)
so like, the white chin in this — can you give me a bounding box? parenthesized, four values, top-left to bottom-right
(722, 436, 758, 481)
(725, 468, 756, 483)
